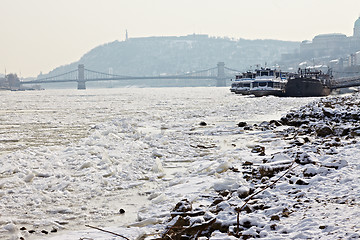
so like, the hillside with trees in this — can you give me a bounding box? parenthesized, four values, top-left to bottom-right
(43, 34, 299, 79)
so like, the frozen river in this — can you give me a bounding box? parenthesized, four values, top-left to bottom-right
(0, 87, 317, 239)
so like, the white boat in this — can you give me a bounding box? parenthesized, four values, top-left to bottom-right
(231, 71, 256, 95)
(230, 68, 288, 97)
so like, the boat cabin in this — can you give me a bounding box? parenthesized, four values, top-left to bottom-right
(256, 68, 286, 78)
(235, 71, 256, 80)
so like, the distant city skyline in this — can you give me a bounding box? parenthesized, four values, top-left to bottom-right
(2, 0, 360, 77)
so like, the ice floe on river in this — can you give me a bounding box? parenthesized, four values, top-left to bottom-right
(0, 88, 359, 239)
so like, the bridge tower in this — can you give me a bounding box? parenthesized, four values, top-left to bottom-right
(216, 62, 226, 87)
(77, 64, 86, 90)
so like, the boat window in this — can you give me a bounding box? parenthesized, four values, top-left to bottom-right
(267, 81, 273, 87)
(252, 82, 259, 87)
(269, 71, 274, 76)
(260, 71, 269, 76)
(244, 83, 250, 87)
(259, 82, 267, 87)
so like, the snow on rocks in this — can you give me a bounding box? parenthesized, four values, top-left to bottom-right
(148, 93, 360, 239)
(23, 172, 35, 183)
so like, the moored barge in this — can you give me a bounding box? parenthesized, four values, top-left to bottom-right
(285, 69, 332, 97)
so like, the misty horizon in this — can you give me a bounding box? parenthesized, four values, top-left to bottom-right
(2, 0, 360, 77)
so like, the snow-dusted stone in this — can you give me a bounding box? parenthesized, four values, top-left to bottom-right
(321, 159, 348, 170)
(292, 137, 306, 146)
(322, 107, 335, 118)
(315, 124, 333, 137)
(199, 121, 207, 126)
(258, 121, 271, 130)
(269, 119, 282, 127)
(293, 178, 309, 185)
(3, 222, 18, 233)
(259, 160, 292, 177)
(47, 208, 74, 214)
(242, 226, 259, 237)
(303, 167, 318, 177)
(237, 122, 247, 127)
(295, 151, 317, 165)
(351, 127, 360, 137)
(24, 173, 35, 183)
(79, 161, 92, 170)
(237, 186, 251, 199)
(251, 145, 265, 156)
(35, 172, 51, 178)
(172, 199, 192, 213)
(239, 216, 262, 228)
(151, 151, 163, 158)
(335, 127, 350, 137)
(280, 115, 310, 127)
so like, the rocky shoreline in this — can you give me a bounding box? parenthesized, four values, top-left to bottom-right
(151, 93, 360, 239)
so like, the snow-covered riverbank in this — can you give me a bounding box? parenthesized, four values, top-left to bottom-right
(148, 93, 360, 240)
(1, 88, 358, 240)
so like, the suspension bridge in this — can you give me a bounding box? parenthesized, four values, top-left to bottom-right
(18, 63, 360, 90)
(20, 62, 240, 89)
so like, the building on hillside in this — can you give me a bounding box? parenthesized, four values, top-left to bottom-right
(300, 33, 351, 59)
(300, 17, 360, 61)
(348, 51, 360, 66)
(353, 17, 360, 38)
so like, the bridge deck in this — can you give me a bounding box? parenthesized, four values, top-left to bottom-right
(21, 75, 224, 84)
(20, 64, 360, 90)
(330, 76, 360, 89)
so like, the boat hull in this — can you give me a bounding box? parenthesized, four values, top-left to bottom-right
(249, 89, 285, 97)
(285, 78, 331, 97)
(235, 89, 250, 95)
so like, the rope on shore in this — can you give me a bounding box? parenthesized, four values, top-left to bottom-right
(234, 161, 298, 236)
(85, 224, 130, 240)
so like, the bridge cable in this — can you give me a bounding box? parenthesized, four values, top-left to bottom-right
(180, 67, 217, 76)
(84, 68, 132, 78)
(224, 67, 242, 73)
(34, 69, 78, 81)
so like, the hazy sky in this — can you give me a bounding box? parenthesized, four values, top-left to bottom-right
(2, 0, 360, 77)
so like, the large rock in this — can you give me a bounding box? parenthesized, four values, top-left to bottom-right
(315, 124, 333, 137)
